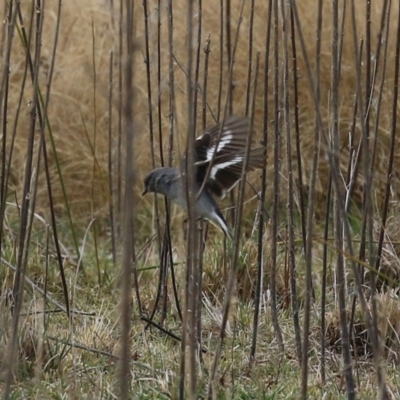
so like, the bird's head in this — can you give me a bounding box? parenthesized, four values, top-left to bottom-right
(142, 171, 156, 196)
(142, 167, 172, 196)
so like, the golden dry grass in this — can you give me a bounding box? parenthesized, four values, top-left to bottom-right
(5, 0, 400, 225)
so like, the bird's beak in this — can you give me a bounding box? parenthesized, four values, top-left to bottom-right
(142, 188, 147, 196)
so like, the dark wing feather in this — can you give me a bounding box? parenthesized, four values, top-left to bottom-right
(194, 116, 265, 198)
(195, 115, 251, 161)
(195, 116, 249, 188)
(206, 147, 265, 198)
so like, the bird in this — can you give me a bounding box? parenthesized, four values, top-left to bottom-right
(142, 115, 265, 239)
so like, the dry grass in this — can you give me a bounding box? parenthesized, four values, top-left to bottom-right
(5, 0, 400, 223)
(2, 0, 400, 398)
(2, 208, 400, 398)
(2, 233, 400, 398)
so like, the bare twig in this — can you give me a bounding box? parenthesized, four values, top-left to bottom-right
(249, 0, 272, 368)
(271, 0, 284, 354)
(119, 0, 136, 396)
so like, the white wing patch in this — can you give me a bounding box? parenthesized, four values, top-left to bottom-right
(210, 156, 243, 179)
(205, 132, 233, 161)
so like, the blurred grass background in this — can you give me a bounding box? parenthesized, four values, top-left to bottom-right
(6, 0, 400, 229)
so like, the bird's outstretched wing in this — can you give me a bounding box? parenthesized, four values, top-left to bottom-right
(194, 116, 265, 198)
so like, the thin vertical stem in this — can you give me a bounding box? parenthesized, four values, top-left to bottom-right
(166, 0, 182, 322)
(249, 0, 272, 367)
(119, 0, 135, 396)
(332, 0, 355, 397)
(281, 0, 302, 365)
(117, 0, 124, 238)
(225, 0, 232, 115)
(313, 0, 325, 384)
(217, 0, 224, 120)
(143, 0, 162, 252)
(180, 2, 199, 397)
(0, 1, 20, 262)
(108, 51, 117, 266)
(271, 0, 284, 354)
(244, 0, 255, 116)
